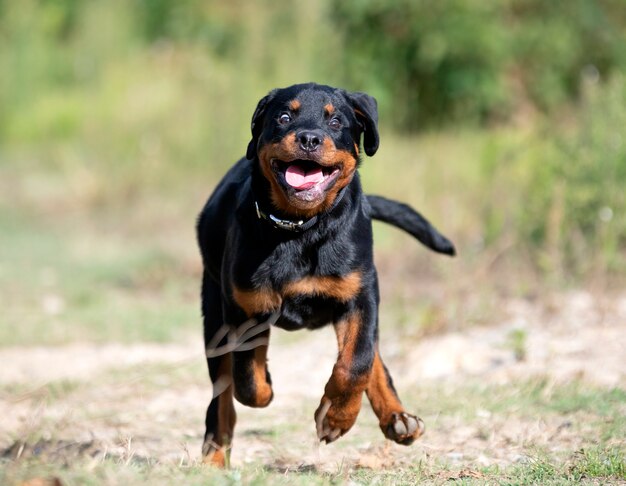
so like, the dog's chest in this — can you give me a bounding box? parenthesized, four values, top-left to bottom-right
(232, 270, 361, 330)
(232, 240, 361, 330)
(275, 293, 351, 330)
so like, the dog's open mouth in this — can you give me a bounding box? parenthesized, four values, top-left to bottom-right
(271, 159, 341, 201)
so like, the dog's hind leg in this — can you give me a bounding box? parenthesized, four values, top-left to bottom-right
(366, 346, 425, 445)
(201, 274, 235, 467)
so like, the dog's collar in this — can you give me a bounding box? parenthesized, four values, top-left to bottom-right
(254, 187, 347, 233)
(254, 202, 319, 232)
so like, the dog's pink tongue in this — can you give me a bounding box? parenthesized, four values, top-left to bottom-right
(285, 165, 324, 189)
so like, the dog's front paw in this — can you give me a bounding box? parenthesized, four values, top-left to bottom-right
(314, 394, 361, 443)
(381, 412, 425, 445)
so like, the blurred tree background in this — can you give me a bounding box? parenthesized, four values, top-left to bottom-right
(1, 0, 625, 341)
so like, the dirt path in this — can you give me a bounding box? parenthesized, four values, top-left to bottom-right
(2, 290, 624, 470)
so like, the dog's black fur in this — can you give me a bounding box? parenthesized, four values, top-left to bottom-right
(197, 83, 454, 466)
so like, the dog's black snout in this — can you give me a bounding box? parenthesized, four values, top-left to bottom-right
(297, 130, 323, 152)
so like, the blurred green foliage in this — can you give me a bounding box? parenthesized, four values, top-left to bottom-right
(481, 74, 626, 276)
(334, 0, 626, 129)
(2, 0, 625, 136)
(0, 0, 625, 279)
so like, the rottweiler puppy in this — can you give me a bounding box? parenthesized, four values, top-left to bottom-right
(197, 83, 454, 466)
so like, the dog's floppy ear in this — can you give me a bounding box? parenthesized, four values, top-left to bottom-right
(246, 89, 278, 160)
(347, 91, 380, 157)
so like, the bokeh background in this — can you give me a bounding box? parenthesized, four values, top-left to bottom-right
(2, 1, 626, 483)
(2, 0, 624, 345)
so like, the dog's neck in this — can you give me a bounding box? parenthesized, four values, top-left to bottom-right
(254, 201, 318, 232)
(253, 185, 348, 233)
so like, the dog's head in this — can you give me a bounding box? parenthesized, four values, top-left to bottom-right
(247, 83, 379, 218)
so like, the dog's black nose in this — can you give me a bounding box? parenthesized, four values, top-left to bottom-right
(297, 130, 323, 152)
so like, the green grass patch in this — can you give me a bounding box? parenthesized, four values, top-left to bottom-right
(567, 447, 626, 482)
(0, 460, 344, 486)
(4, 448, 623, 486)
(411, 378, 626, 421)
(502, 447, 626, 485)
(3, 371, 623, 485)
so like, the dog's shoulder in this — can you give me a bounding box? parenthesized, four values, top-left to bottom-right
(197, 157, 254, 269)
(198, 157, 251, 225)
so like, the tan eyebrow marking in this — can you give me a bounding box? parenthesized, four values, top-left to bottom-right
(324, 103, 335, 115)
(288, 99, 301, 111)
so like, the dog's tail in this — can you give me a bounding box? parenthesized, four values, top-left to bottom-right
(366, 195, 456, 256)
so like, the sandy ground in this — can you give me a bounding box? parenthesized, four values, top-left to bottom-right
(1, 290, 625, 470)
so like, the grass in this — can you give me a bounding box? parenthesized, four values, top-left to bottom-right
(3, 452, 624, 485)
(2, 365, 624, 485)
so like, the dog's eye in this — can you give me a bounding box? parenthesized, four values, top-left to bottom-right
(278, 113, 292, 125)
(328, 116, 342, 130)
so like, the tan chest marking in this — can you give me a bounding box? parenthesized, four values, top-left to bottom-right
(232, 286, 282, 318)
(283, 271, 362, 302)
(232, 271, 362, 317)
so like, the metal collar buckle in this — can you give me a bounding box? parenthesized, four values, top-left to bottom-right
(255, 201, 306, 232)
(268, 212, 305, 231)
